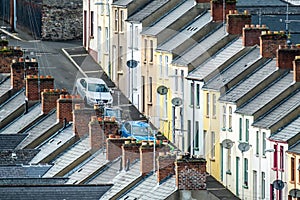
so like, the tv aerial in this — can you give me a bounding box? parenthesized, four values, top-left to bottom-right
(238, 142, 250, 153)
(171, 97, 183, 107)
(222, 139, 234, 149)
(273, 180, 285, 190)
(290, 189, 300, 198)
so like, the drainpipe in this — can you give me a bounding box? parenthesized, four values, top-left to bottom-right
(191, 80, 195, 156)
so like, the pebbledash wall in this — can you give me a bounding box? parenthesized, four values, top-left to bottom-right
(15, 0, 82, 40)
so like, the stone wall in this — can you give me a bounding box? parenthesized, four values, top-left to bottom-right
(41, 0, 82, 40)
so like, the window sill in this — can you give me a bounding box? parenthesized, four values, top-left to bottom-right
(149, 61, 153, 65)
(290, 181, 295, 184)
(278, 168, 284, 172)
(228, 128, 232, 132)
(226, 170, 232, 175)
(221, 127, 226, 131)
(147, 102, 152, 106)
(143, 61, 147, 64)
(89, 36, 94, 39)
(243, 185, 248, 189)
(210, 158, 215, 161)
(212, 116, 216, 119)
(255, 153, 259, 157)
(205, 115, 209, 118)
(196, 106, 200, 109)
(117, 70, 123, 75)
(159, 118, 168, 122)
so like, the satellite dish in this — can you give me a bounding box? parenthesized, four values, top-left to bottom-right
(273, 180, 285, 190)
(222, 139, 234, 149)
(238, 142, 250, 153)
(171, 97, 183, 106)
(289, 189, 300, 198)
(126, 60, 138, 68)
(157, 85, 168, 95)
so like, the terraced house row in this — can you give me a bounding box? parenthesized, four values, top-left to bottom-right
(84, 0, 300, 199)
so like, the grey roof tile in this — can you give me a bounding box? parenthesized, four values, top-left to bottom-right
(0, 177, 67, 185)
(237, 0, 287, 6)
(157, 11, 212, 52)
(0, 90, 25, 122)
(288, 140, 300, 154)
(0, 185, 112, 200)
(219, 60, 276, 103)
(0, 104, 42, 134)
(0, 165, 51, 178)
(43, 137, 91, 177)
(187, 38, 243, 80)
(99, 161, 142, 200)
(0, 76, 11, 97)
(0, 134, 27, 150)
(0, 149, 39, 165)
(127, 0, 170, 22)
(204, 47, 261, 90)
(112, 0, 134, 6)
(269, 116, 300, 142)
(173, 26, 229, 67)
(30, 125, 75, 164)
(17, 111, 59, 149)
(142, 0, 195, 36)
(252, 90, 300, 129)
(236, 72, 294, 115)
(66, 149, 108, 184)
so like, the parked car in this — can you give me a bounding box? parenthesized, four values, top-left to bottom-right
(75, 77, 113, 106)
(120, 121, 155, 141)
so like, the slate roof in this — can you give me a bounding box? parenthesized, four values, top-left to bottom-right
(157, 11, 212, 52)
(66, 149, 108, 184)
(0, 134, 27, 150)
(0, 185, 112, 200)
(187, 38, 243, 80)
(16, 111, 59, 149)
(219, 60, 276, 103)
(30, 125, 75, 164)
(0, 89, 25, 123)
(269, 116, 300, 142)
(112, 0, 134, 6)
(172, 26, 229, 67)
(0, 165, 51, 178)
(43, 137, 91, 177)
(252, 90, 300, 129)
(0, 149, 39, 165)
(236, 72, 294, 115)
(119, 174, 176, 200)
(126, 0, 170, 22)
(287, 140, 300, 154)
(141, 0, 195, 36)
(236, 0, 287, 6)
(203, 47, 261, 90)
(0, 177, 67, 186)
(0, 103, 42, 134)
(0, 76, 11, 97)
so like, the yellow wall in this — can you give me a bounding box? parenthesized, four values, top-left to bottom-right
(287, 153, 300, 198)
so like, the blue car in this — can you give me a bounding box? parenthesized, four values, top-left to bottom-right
(120, 121, 155, 141)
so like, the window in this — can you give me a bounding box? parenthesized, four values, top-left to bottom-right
(270, 184, 274, 200)
(229, 106, 232, 129)
(159, 55, 163, 77)
(227, 148, 231, 172)
(291, 157, 295, 182)
(256, 131, 259, 155)
(164, 95, 167, 118)
(114, 10, 118, 31)
(165, 56, 168, 77)
(196, 84, 200, 107)
(119, 46, 123, 71)
(141, 76, 145, 112)
(150, 40, 154, 62)
(134, 26, 139, 49)
(100, 1, 104, 15)
(188, 120, 191, 152)
(299, 159, 300, 183)
(90, 11, 94, 37)
(105, 27, 109, 52)
(112, 45, 116, 71)
(239, 118, 242, 141)
(253, 171, 257, 199)
(149, 77, 152, 103)
(206, 93, 210, 116)
(175, 69, 178, 91)
(262, 172, 265, 199)
(280, 146, 284, 170)
(129, 24, 132, 48)
(106, 3, 109, 16)
(181, 70, 184, 93)
(222, 106, 226, 129)
(273, 144, 278, 169)
(244, 158, 248, 187)
(212, 94, 216, 117)
(262, 132, 266, 156)
(144, 39, 147, 62)
(211, 131, 215, 158)
(120, 10, 124, 32)
(245, 119, 249, 142)
(190, 83, 194, 106)
(195, 121, 199, 150)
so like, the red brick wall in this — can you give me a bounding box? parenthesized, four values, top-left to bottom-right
(226, 11, 251, 35)
(25, 75, 54, 101)
(106, 138, 131, 162)
(89, 116, 106, 153)
(277, 45, 300, 70)
(41, 89, 61, 114)
(260, 32, 287, 58)
(243, 24, 269, 47)
(175, 158, 207, 190)
(0, 47, 23, 73)
(122, 142, 140, 170)
(157, 154, 176, 183)
(294, 56, 300, 82)
(211, 0, 236, 22)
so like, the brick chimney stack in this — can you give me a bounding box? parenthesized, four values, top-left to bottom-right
(243, 24, 269, 47)
(293, 56, 300, 82)
(226, 10, 251, 35)
(89, 116, 106, 153)
(106, 138, 131, 162)
(0, 46, 23, 73)
(122, 140, 140, 170)
(57, 94, 84, 124)
(260, 31, 287, 58)
(25, 75, 54, 102)
(211, 0, 236, 22)
(11, 58, 39, 91)
(157, 154, 176, 184)
(277, 45, 300, 70)
(73, 105, 95, 138)
(41, 88, 68, 114)
(175, 156, 207, 190)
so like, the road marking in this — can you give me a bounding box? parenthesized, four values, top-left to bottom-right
(84, 70, 103, 73)
(70, 54, 89, 57)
